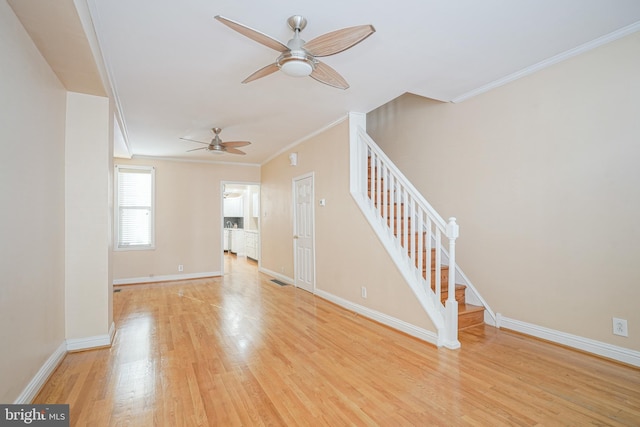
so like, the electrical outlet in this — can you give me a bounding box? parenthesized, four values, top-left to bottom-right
(361, 286, 367, 299)
(612, 317, 628, 337)
(178, 264, 184, 272)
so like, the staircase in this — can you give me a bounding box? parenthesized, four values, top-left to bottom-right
(368, 159, 484, 331)
(349, 112, 484, 348)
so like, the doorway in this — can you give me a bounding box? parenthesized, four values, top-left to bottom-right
(293, 173, 315, 293)
(222, 183, 260, 275)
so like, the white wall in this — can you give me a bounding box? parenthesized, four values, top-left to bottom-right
(65, 92, 113, 343)
(0, 1, 67, 402)
(260, 119, 436, 334)
(368, 32, 640, 351)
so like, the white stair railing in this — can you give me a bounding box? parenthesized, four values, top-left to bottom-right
(349, 113, 460, 349)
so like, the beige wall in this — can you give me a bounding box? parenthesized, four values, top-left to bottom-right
(112, 158, 259, 281)
(65, 92, 113, 340)
(261, 119, 436, 332)
(367, 32, 640, 350)
(0, 1, 67, 402)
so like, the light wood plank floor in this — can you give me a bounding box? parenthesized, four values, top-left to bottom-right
(35, 254, 640, 426)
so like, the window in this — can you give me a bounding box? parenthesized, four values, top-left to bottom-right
(115, 165, 155, 250)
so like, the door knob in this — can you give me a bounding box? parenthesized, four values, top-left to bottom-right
(293, 235, 299, 239)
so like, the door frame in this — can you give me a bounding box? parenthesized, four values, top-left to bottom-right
(292, 172, 316, 293)
(220, 181, 261, 276)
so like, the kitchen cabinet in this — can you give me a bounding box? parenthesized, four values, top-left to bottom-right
(230, 229, 245, 256)
(223, 229, 229, 251)
(224, 197, 243, 217)
(245, 230, 259, 260)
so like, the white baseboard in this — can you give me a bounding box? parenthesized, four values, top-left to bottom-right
(113, 271, 221, 285)
(66, 321, 115, 352)
(13, 342, 67, 404)
(496, 313, 640, 367)
(315, 289, 439, 346)
(258, 267, 294, 285)
(15, 322, 117, 403)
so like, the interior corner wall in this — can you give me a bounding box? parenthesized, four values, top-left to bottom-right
(367, 32, 640, 351)
(65, 92, 112, 342)
(0, 2, 67, 402)
(260, 119, 436, 332)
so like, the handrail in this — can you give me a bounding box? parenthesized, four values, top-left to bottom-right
(349, 114, 460, 349)
(358, 127, 448, 229)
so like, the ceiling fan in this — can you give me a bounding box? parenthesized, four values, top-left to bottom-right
(214, 15, 375, 89)
(180, 127, 250, 155)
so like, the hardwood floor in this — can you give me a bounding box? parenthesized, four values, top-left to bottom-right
(35, 255, 640, 426)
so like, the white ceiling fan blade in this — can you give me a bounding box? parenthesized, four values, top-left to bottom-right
(242, 63, 280, 84)
(180, 137, 208, 145)
(224, 147, 246, 155)
(187, 147, 208, 152)
(310, 61, 349, 90)
(304, 25, 375, 57)
(215, 16, 288, 52)
(221, 141, 251, 148)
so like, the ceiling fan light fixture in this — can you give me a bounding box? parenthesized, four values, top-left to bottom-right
(277, 51, 314, 77)
(280, 59, 313, 77)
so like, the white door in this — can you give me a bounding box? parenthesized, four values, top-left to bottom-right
(293, 174, 315, 293)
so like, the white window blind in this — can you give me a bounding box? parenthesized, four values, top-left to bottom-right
(115, 165, 155, 250)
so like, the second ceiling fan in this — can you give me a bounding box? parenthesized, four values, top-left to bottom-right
(181, 127, 250, 155)
(215, 15, 375, 90)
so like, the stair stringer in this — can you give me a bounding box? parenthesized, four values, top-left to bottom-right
(436, 242, 497, 325)
(350, 190, 447, 343)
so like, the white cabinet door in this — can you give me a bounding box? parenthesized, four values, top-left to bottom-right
(223, 199, 231, 216)
(245, 232, 253, 258)
(223, 229, 229, 251)
(245, 231, 259, 260)
(224, 197, 243, 217)
(230, 230, 245, 256)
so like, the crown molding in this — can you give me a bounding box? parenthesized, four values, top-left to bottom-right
(452, 22, 640, 103)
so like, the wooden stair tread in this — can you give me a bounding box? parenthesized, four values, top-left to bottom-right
(432, 282, 465, 290)
(458, 303, 484, 313)
(458, 303, 485, 330)
(433, 283, 466, 292)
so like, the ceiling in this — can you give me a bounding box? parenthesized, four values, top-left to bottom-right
(9, 0, 640, 165)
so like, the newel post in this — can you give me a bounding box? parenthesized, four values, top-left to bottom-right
(445, 217, 460, 349)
